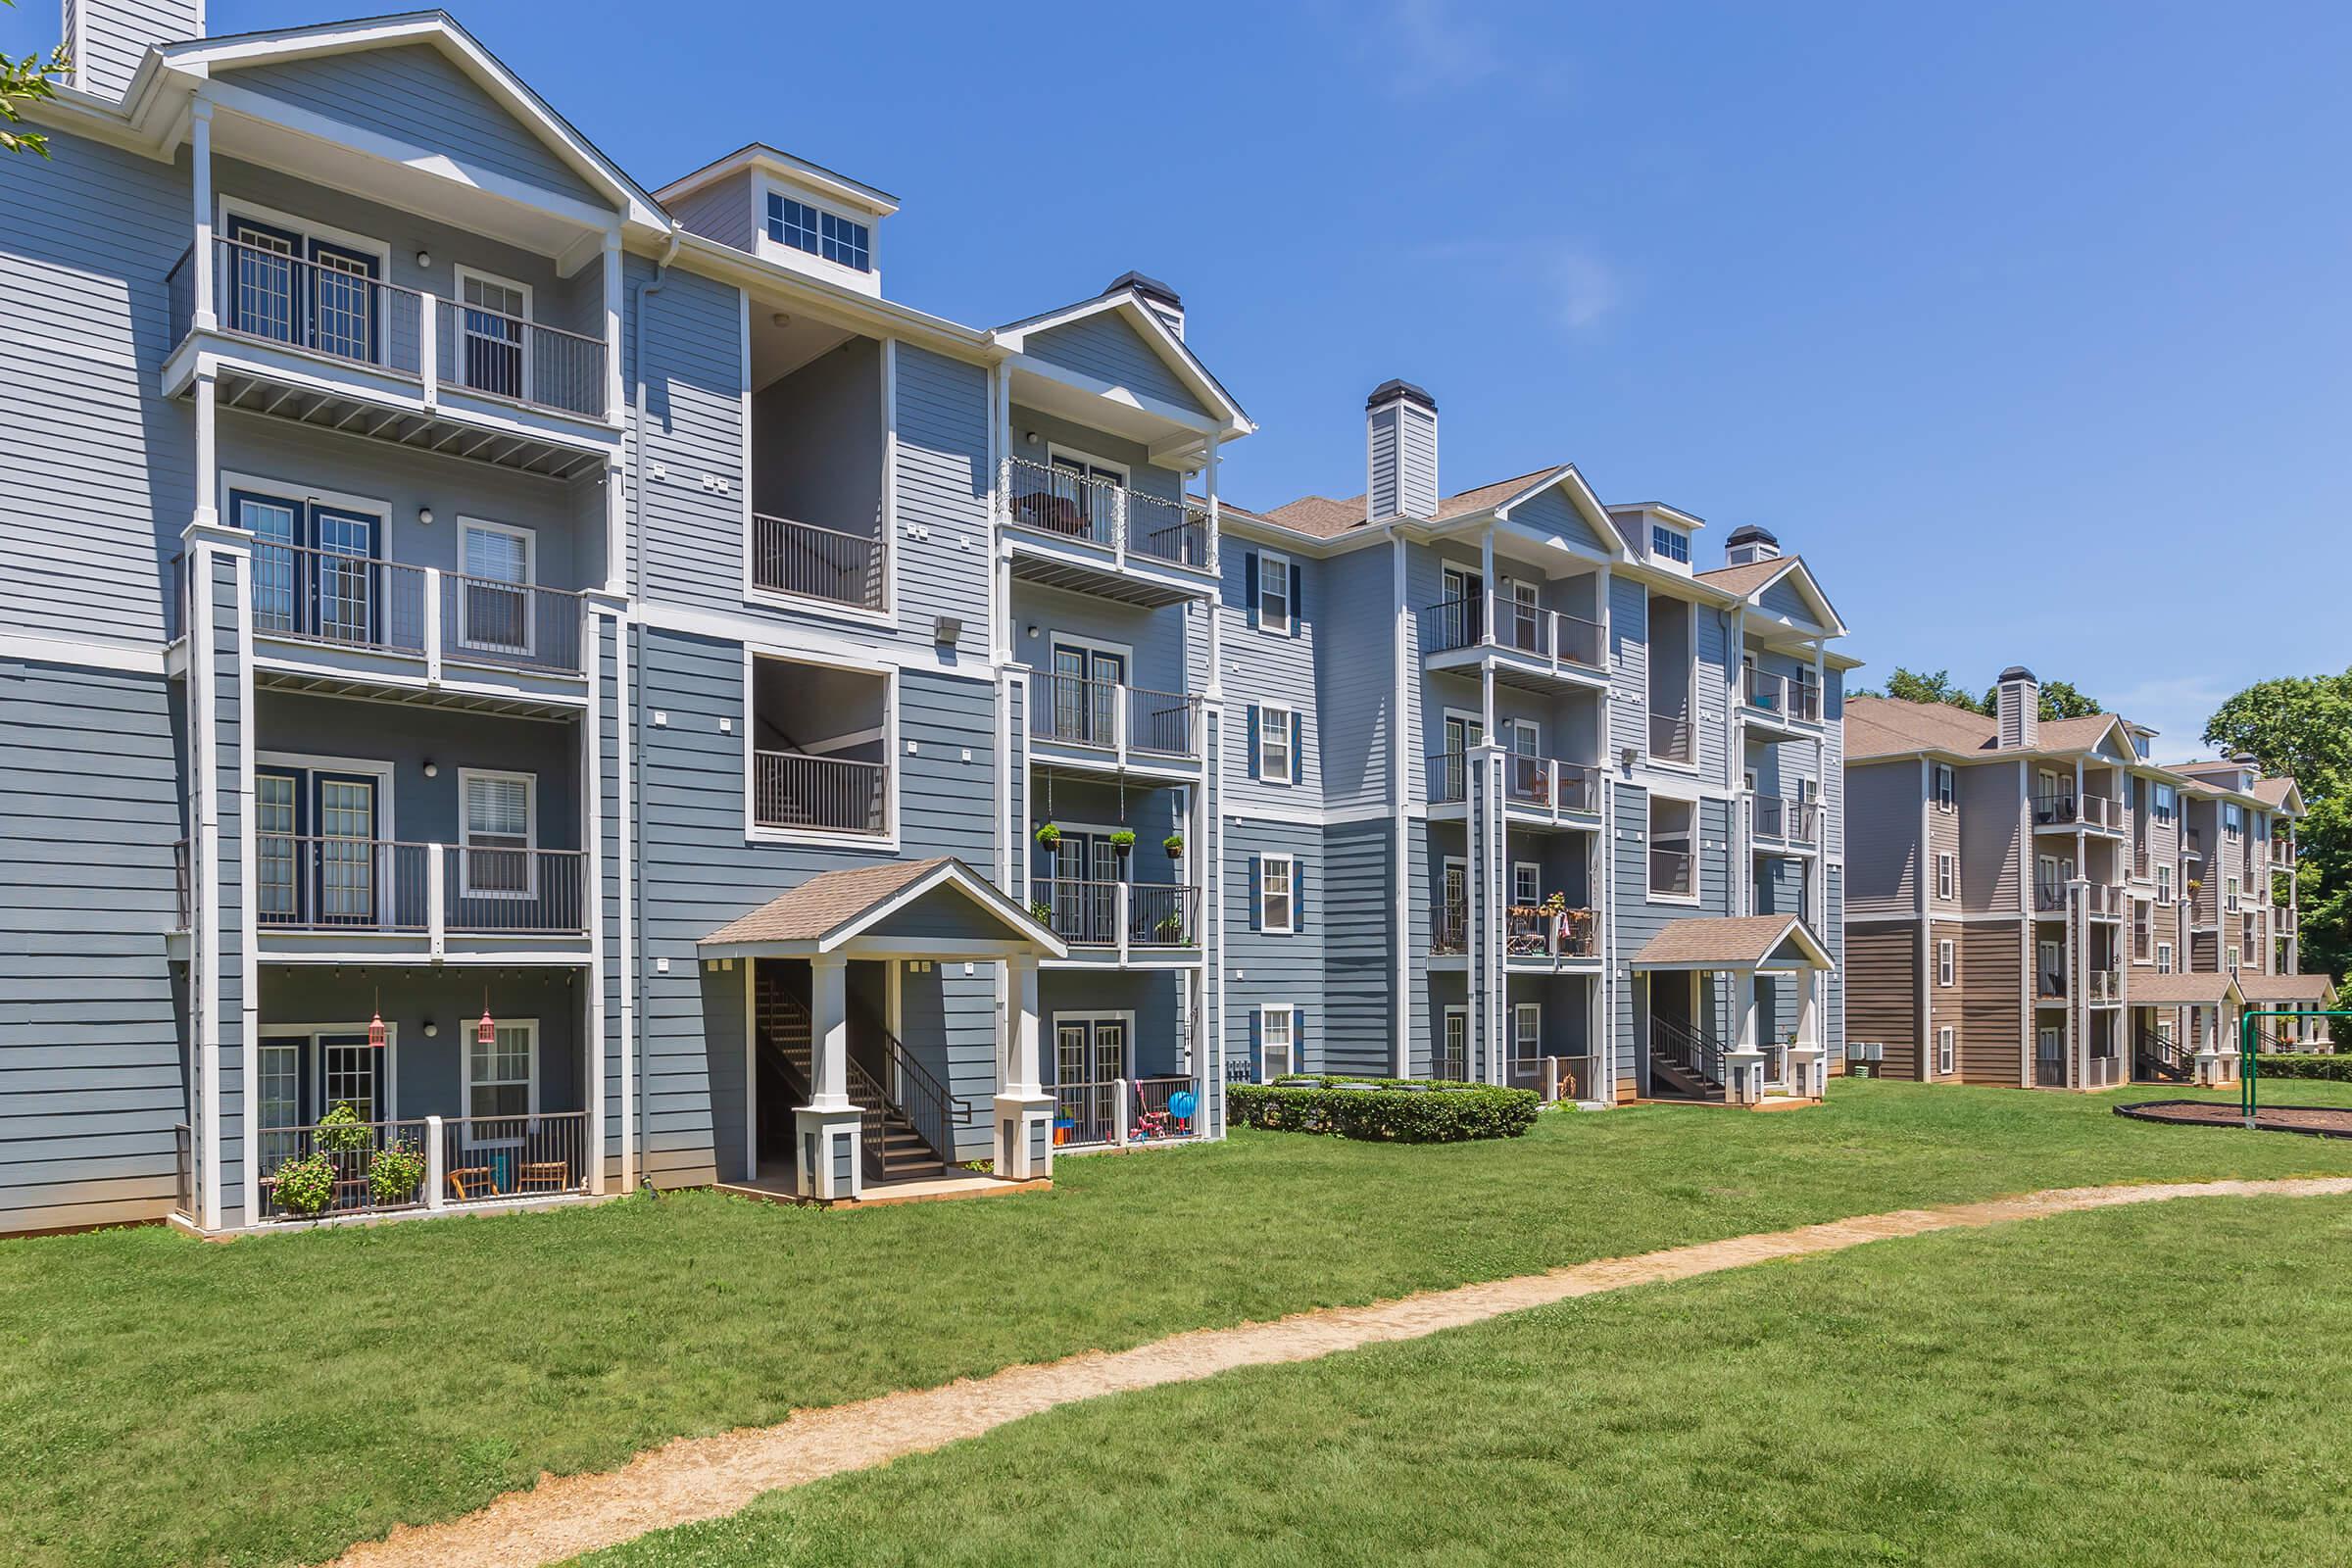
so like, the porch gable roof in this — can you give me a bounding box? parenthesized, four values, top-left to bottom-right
(1629, 914, 1835, 972)
(701, 857, 1067, 957)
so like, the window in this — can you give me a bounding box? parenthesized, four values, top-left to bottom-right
(1649, 796, 1695, 898)
(1513, 862, 1541, 906)
(2153, 784, 2175, 821)
(1441, 1006, 1469, 1081)
(460, 769, 534, 898)
(458, 519, 534, 655)
(1260, 1005, 1295, 1079)
(1936, 854, 1956, 902)
(1935, 764, 1955, 810)
(1936, 1026, 1956, 1076)
(2156, 864, 2174, 905)
(766, 192, 870, 271)
(2226, 944, 2241, 972)
(1514, 1003, 1542, 1061)
(455, 269, 529, 400)
(2225, 805, 2242, 840)
(1650, 524, 1690, 564)
(1258, 551, 1294, 635)
(2227, 875, 2241, 911)
(466, 1018, 536, 1126)
(1260, 853, 1296, 934)
(2133, 902, 2152, 960)
(2156, 942, 2173, 974)
(1937, 940, 1955, 988)
(1259, 704, 1295, 783)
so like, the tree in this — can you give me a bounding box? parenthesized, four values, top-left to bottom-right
(2205, 670, 2352, 982)
(1857, 666, 1985, 713)
(1, 0, 71, 159)
(1981, 676, 2101, 721)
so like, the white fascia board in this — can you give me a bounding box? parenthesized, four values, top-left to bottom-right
(815, 861, 1070, 957)
(659, 145, 898, 218)
(669, 233, 991, 361)
(993, 294, 1250, 434)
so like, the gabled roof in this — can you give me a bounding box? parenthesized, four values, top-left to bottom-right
(2238, 972, 2337, 1004)
(1696, 554, 1848, 638)
(153, 12, 667, 229)
(2128, 971, 2243, 1006)
(656, 141, 899, 216)
(1844, 697, 2137, 763)
(1249, 464, 1623, 551)
(1630, 914, 1835, 970)
(701, 857, 1066, 956)
(991, 286, 1250, 435)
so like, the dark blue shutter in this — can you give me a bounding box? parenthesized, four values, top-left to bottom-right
(1250, 1006, 1263, 1075)
(1244, 552, 1260, 629)
(1248, 853, 1262, 930)
(1292, 1008, 1305, 1073)
(1291, 710, 1304, 784)
(1293, 858, 1304, 928)
(1246, 705, 1261, 779)
(1290, 563, 1301, 632)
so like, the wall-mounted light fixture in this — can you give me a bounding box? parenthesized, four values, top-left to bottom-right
(422, 759, 438, 778)
(1024, 430, 1041, 447)
(421, 1019, 439, 1039)
(772, 313, 791, 328)
(416, 507, 433, 526)
(416, 250, 431, 269)
(934, 613, 962, 647)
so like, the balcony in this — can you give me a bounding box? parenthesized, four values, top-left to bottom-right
(2086, 969, 2123, 1005)
(195, 541, 589, 709)
(167, 238, 616, 473)
(2035, 881, 2123, 918)
(1418, 594, 1606, 690)
(1431, 902, 1469, 956)
(2270, 839, 2297, 868)
(1650, 847, 1693, 899)
(176, 837, 590, 959)
(1030, 879, 1200, 960)
(1505, 905, 1599, 963)
(1504, 756, 1601, 821)
(2033, 792, 2122, 834)
(1001, 458, 1214, 606)
(1741, 666, 1822, 736)
(751, 514, 886, 612)
(1028, 673, 1201, 773)
(1050, 1075, 1204, 1150)
(752, 751, 889, 838)
(1751, 796, 1822, 851)
(2036, 968, 2067, 1002)
(253, 1111, 591, 1223)
(1649, 713, 1694, 765)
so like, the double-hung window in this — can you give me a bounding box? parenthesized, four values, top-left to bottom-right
(1936, 1027, 1956, 1076)
(1260, 1005, 1295, 1078)
(2156, 942, 2174, 974)
(2155, 864, 2174, 905)
(1514, 1003, 1542, 1061)
(461, 770, 534, 898)
(458, 519, 534, 656)
(1258, 551, 1294, 634)
(466, 1019, 536, 1147)
(1935, 764, 1955, 810)
(1936, 854, 1956, 901)
(1260, 853, 1296, 934)
(1513, 862, 1542, 906)
(1937, 940, 1955, 988)
(1260, 705, 1295, 783)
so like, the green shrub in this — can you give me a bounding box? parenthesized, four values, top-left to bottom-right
(2251, 1053, 2352, 1083)
(368, 1139, 427, 1206)
(316, 1101, 371, 1154)
(270, 1152, 338, 1218)
(1228, 1083, 1539, 1143)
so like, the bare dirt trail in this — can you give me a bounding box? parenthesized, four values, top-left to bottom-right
(324, 1175, 2352, 1568)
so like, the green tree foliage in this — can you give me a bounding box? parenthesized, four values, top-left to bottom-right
(1, 0, 71, 158)
(2206, 670, 2352, 981)
(1982, 676, 2102, 721)
(1856, 666, 1986, 712)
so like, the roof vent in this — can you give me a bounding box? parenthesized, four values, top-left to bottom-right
(1104, 271, 1184, 340)
(1996, 666, 2038, 751)
(1725, 524, 1780, 567)
(1366, 380, 1438, 521)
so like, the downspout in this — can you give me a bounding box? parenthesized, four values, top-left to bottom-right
(627, 225, 681, 1190)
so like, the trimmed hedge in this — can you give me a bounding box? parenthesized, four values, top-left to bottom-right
(2252, 1053, 2352, 1083)
(1228, 1082, 1540, 1143)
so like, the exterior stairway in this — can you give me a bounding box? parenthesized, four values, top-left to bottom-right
(2132, 1025, 2193, 1085)
(1648, 1015, 1728, 1102)
(754, 965, 951, 1183)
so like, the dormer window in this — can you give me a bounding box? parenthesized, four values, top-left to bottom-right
(766, 193, 870, 272)
(1651, 524, 1690, 564)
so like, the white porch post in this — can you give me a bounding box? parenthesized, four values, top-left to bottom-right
(190, 101, 217, 332)
(1727, 967, 1766, 1106)
(795, 953, 861, 1200)
(995, 954, 1054, 1179)
(1789, 965, 1827, 1100)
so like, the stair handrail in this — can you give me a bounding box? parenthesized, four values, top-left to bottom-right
(1651, 1014, 1727, 1086)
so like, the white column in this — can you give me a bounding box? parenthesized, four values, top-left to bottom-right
(425, 1115, 447, 1209)
(1202, 432, 1222, 572)
(996, 953, 1054, 1180)
(602, 228, 624, 421)
(192, 368, 219, 529)
(796, 953, 861, 1200)
(1005, 954, 1041, 1095)
(1479, 528, 1496, 646)
(190, 102, 216, 331)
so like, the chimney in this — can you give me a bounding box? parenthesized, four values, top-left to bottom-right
(1104, 271, 1184, 341)
(1724, 524, 1780, 567)
(67, 0, 205, 102)
(1995, 665, 2039, 751)
(1366, 379, 1438, 521)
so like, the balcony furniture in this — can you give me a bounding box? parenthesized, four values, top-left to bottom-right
(445, 1165, 495, 1201)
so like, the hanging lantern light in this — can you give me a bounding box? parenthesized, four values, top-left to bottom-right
(477, 987, 496, 1051)
(368, 988, 388, 1051)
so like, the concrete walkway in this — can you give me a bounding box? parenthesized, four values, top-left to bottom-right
(324, 1175, 2352, 1568)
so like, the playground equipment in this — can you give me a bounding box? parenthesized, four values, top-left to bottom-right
(2238, 1008, 2352, 1129)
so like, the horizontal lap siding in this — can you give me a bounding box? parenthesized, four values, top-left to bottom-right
(0, 129, 189, 644)
(1959, 923, 2024, 1085)
(1608, 575, 1647, 760)
(1024, 314, 1204, 418)
(635, 268, 747, 612)
(1, 661, 187, 1234)
(1845, 761, 1921, 919)
(1314, 546, 1395, 812)
(1220, 546, 1322, 813)
(894, 346, 991, 641)
(1847, 922, 1920, 1077)
(1957, 760, 2021, 911)
(221, 47, 601, 205)
(668, 171, 757, 251)
(902, 961, 1001, 1161)
(1320, 819, 1393, 1077)
(1223, 823, 1322, 1076)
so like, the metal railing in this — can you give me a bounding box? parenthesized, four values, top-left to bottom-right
(1132, 1076, 1203, 1139)
(753, 750, 888, 835)
(444, 848, 588, 934)
(1420, 595, 1483, 654)
(1649, 712, 1693, 763)
(2036, 968, 2067, 1000)
(1651, 1015, 1726, 1089)
(434, 298, 607, 417)
(1505, 755, 1600, 815)
(1431, 903, 1468, 956)
(1742, 666, 1821, 723)
(2034, 1051, 2067, 1087)
(1650, 847, 1693, 897)
(1128, 685, 1200, 758)
(1420, 592, 1602, 670)
(864, 1016, 960, 1170)
(1032, 879, 1198, 950)
(751, 513, 886, 611)
(440, 1111, 592, 1201)
(250, 540, 429, 655)
(1752, 795, 1822, 847)
(1508, 1054, 1603, 1102)
(1505, 906, 1597, 958)
(257, 836, 431, 930)
(2034, 793, 2118, 830)
(2134, 1027, 2191, 1083)
(1002, 458, 1211, 568)
(442, 572, 583, 673)
(2035, 881, 2068, 913)
(1427, 749, 1469, 805)
(257, 1115, 435, 1220)
(1029, 674, 1200, 760)
(1052, 1079, 1121, 1148)
(1129, 884, 1200, 948)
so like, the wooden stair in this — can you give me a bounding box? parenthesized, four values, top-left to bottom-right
(754, 966, 948, 1183)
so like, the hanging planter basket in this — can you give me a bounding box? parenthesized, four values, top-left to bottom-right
(1163, 833, 1185, 858)
(1109, 829, 1137, 856)
(1034, 822, 1062, 850)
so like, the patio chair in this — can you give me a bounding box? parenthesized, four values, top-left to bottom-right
(445, 1164, 495, 1201)
(514, 1159, 570, 1194)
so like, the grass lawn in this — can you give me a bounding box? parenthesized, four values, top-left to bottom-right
(6, 1077, 2352, 1567)
(578, 1195, 2352, 1567)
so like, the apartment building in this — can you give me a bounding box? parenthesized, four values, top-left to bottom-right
(0, 2, 1853, 1239)
(1843, 669, 2317, 1090)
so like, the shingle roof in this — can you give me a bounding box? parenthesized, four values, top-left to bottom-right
(1630, 914, 1819, 968)
(1693, 557, 1796, 598)
(2252, 777, 2297, 808)
(1843, 696, 2129, 762)
(1252, 467, 1569, 539)
(703, 858, 958, 945)
(2237, 972, 2337, 1003)
(2126, 971, 2241, 1005)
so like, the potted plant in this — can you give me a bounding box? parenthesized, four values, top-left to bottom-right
(1154, 910, 1186, 943)
(1034, 822, 1061, 851)
(1163, 832, 1184, 860)
(1029, 900, 1054, 925)
(368, 1138, 427, 1207)
(316, 1101, 371, 1155)
(1542, 890, 1568, 914)
(1108, 828, 1136, 857)
(270, 1150, 337, 1219)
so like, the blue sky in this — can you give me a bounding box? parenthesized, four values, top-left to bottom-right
(14, 0, 2350, 756)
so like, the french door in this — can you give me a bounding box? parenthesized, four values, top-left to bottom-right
(1441, 565, 1485, 645)
(1049, 643, 1125, 746)
(257, 1031, 384, 1168)
(1054, 1018, 1127, 1142)
(1050, 454, 1124, 541)
(255, 766, 381, 927)
(1440, 712, 1483, 800)
(232, 490, 383, 647)
(1050, 831, 1123, 943)
(1441, 1007, 1469, 1081)
(223, 216, 379, 364)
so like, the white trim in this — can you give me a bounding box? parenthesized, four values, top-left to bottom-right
(1937, 938, 1956, 988)
(457, 766, 538, 900)
(259, 1020, 401, 1125)
(1257, 701, 1296, 785)
(0, 631, 168, 673)
(1441, 1004, 1470, 1080)
(1257, 1003, 1297, 1079)
(1259, 851, 1297, 935)
(460, 1016, 542, 1146)
(1936, 1024, 1956, 1076)
(741, 646, 902, 852)
(1257, 548, 1295, 636)
(220, 468, 395, 539)
(451, 264, 537, 406)
(1512, 1001, 1543, 1060)
(1511, 859, 1543, 906)
(454, 515, 537, 655)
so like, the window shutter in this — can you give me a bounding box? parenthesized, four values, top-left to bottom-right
(1248, 854, 1262, 930)
(1290, 564, 1301, 631)
(1292, 1008, 1305, 1074)
(1244, 553, 1259, 629)
(1249, 1007, 1263, 1077)
(1246, 705, 1261, 779)
(1293, 858, 1304, 927)
(1291, 710, 1304, 784)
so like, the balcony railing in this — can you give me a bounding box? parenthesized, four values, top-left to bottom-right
(1505, 905, 1598, 959)
(232, 540, 586, 677)
(751, 514, 886, 611)
(1751, 795, 1821, 847)
(753, 750, 888, 836)
(1418, 593, 1603, 673)
(2036, 968, 2067, 1001)
(1031, 879, 1199, 952)
(1431, 902, 1468, 956)
(439, 1110, 592, 1201)
(1650, 847, 1693, 898)
(2036, 881, 2067, 912)
(2034, 793, 2118, 830)
(2269, 839, 2296, 867)
(1427, 750, 1469, 805)
(1505, 756, 1600, 815)
(2086, 969, 2123, 1004)
(1030, 673, 1200, 761)
(1050, 1075, 1205, 1148)
(172, 237, 610, 419)
(253, 836, 588, 939)
(1002, 458, 1211, 569)
(1649, 713, 1693, 763)
(1742, 666, 1821, 724)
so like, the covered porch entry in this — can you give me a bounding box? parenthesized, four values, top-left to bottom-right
(701, 858, 1067, 1201)
(2128, 972, 2244, 1088)
(1632, 914, 1836, 1104)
